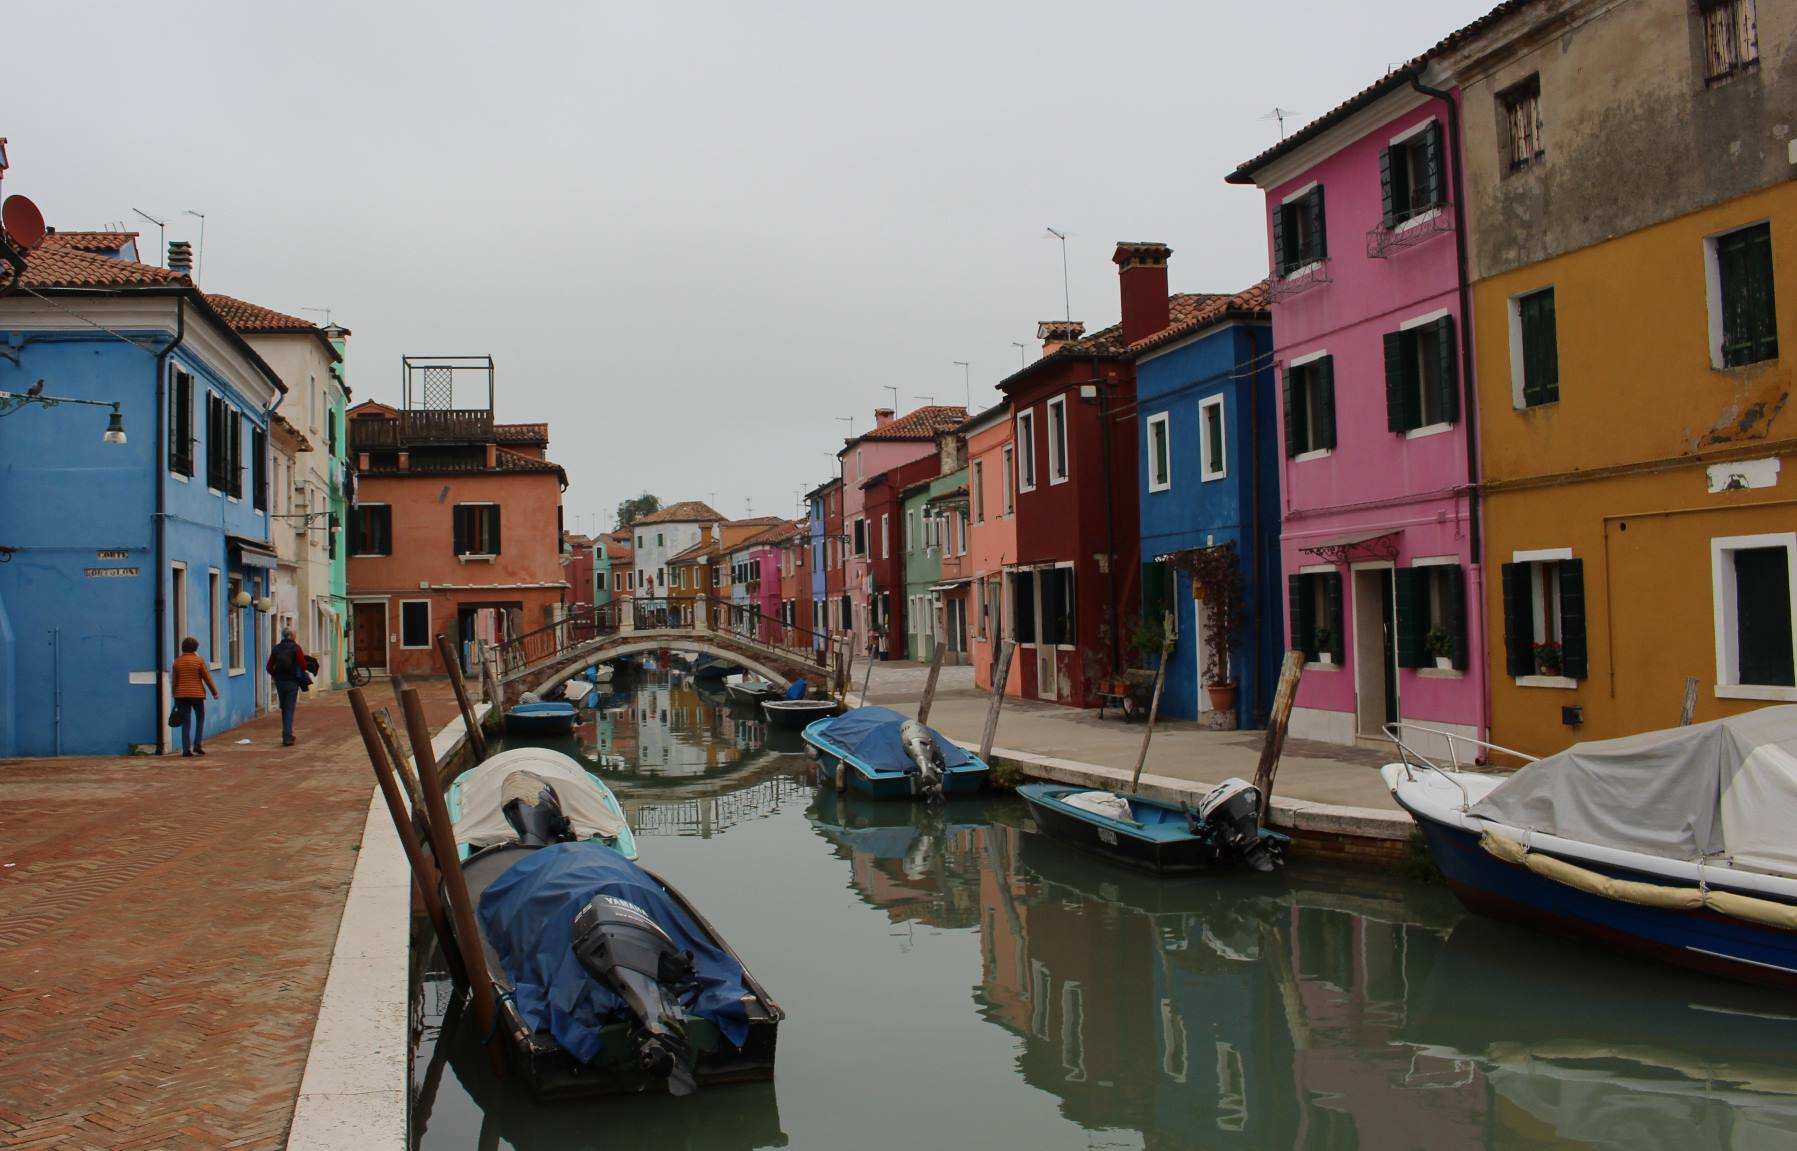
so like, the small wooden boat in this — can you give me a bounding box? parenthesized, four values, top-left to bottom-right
(446, 746, 637, 862)
(1018, 780, 1286, 873)
(761, 697, 840, 730)
(1386, 709, 1797, 988)
(505, 699, 579, 736)
(800, 706, 989, 800)
(724, 678, 779, 706)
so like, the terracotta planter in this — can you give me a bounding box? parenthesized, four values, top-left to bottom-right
(1207, 682, 1239, 714)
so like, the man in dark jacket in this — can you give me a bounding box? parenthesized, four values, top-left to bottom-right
(267, 627, 309, 747)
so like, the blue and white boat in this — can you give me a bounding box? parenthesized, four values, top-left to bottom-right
(447, 746, 637, 862)
(800, 706, 989, 800)
(1385, 708, 1797, 989)
(505, 699, 579, 736)
(1018, 780, 1285, 873)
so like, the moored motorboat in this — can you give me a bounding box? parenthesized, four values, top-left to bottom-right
(1017, 779, 1286, 873)
(446, 746, 637, 861)
(800, 706, 989, 800)
(1384, 708, 1797, 988)
(762, 697, 840, 730)
(724, 677, 779, 706)
(505, 699, 579, 736)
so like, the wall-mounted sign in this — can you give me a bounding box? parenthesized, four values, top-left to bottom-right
(96, 549, 132, 560)
(84, 567, 140, 578)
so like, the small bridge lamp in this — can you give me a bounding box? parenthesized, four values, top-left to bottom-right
(104, 405, 127, 444)
(0, 384, 128, 444)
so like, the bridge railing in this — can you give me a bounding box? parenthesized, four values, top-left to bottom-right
(631, 597, 694, 631)
(709, 600, 831, 669)
(495, 602, 623, 673)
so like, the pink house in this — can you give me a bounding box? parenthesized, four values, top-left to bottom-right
(963, 403, 1023, 694)
(1229, 68, 1484, 753)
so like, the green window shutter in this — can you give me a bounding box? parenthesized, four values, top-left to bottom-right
(452, 507, 467, 555)
(1282, 368, 1297, 456)
(1271, 204, 1287, 276)
(1309, 187, 1328, 261)
(490, 505, 502, 555)
(1322, 571, 1345, 662)
(1288, 574, 1310, 657)
(1558, 558, 1588, 679)
(1500, 562, 1532, 677)
(1393, 568, 1427, 668)
(1520, 290, 1559, 405)
(1378, 147, 1395, 228)
(1421, 122, 1444, 208)
(1434, 315, 1459, 424)
(1443, 564, 1467, 668)
(1315, 357, 1337, 450)
(1384, 331, 1410, 432)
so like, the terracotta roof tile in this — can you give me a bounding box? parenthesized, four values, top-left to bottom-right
(13, 243, 188, 289)
(852, 405, 969, 445)
(40, 230, 138, 254)
(997, 292, 1223, 391)
(359, 446, 565, 480)
(494, 423, 548, 445)
(635, 500, 725, 525)
(203, 293, 317, 333)
(1127, 282, 1271, 355)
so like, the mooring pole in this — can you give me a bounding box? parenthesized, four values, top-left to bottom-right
(978, 640, 1015, 763)
(349, 688, 466, 985)
(437, 632, 489, 762)
(373, 708, 426, 815)
(1128, 624, 1177, 793)
(399, 685, 502, 1074)
(916, 640, 946, 725)
(1679, 676, 1699, 726)
(1252, 651, 1307, 821)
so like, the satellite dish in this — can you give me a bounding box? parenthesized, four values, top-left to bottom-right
(3, 195, 46, 251)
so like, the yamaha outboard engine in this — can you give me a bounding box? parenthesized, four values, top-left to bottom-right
(899, 719, 947, 803)
(499, 771, 576, 848)
(571, 895, 700, 1095)
(1194, 778, 1279, 872)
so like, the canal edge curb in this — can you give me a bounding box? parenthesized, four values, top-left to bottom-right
(285, 702, 490, 1151)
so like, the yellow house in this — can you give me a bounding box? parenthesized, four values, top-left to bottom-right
(1445, 0, 1793, 755)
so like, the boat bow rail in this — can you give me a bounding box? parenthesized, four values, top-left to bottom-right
(1382, 721, 1538, 812)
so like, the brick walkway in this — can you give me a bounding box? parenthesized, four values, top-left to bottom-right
(0, 682, 460, 1151)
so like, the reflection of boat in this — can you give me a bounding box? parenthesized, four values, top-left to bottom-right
(761, 697, 840, 729)
(505, 700, 579, 736)
(557, 679, 596, 704)
(1018, 780, 1285, 873)
(581, 663, 615, 685)
(447, 746, 637, 861)
(692, 654, 737, 681)
(1386, 710, 1797, 987)
(723, 677, 778, 706)
(801, 707, 989, 800)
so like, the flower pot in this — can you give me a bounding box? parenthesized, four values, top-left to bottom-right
(1434, 656, 1454, 670)
(1207, 681, 1239, 713)
(1318, 652, 1334, 666)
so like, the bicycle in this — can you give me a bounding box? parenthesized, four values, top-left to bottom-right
(346, 657, 372, 688)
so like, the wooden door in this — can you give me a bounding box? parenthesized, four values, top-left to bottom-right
(353, 602, 388, 669)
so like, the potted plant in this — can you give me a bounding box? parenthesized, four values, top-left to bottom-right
(1534, 640, 1563, 676)
(1127, 613, 1169, 671)
(1173, 544, 1247, 717)
(1425, 626, 1455, 670)
(1313, 626, 1335, 665)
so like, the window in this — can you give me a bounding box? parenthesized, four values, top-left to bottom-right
(171, 563, 187, 649)
(637, 534, 644, 549)
(1046, 395, 1069, 483)
(1042, 567, 1075, 647)
(1512, 289, 1560, 406)
(1395, 564, 1466, 669)
(1711, 223, 1778, 368)
(326, 409, 338, 458)
(1001, 446, 1016, 513)
(227, 409, 243, 497)
(1283, 356, 1337, 456)
(251, 427, 267, 511)
(1501, 553, 1587, 681)
(1016, 409, 1037, 492)
(453, 504, 501, 556)
(1384, 315, 1458, 433)
(1712, 534, 1796, 698)
(972, 461, 986, 523)
(656, 532, 664, 547)
(352, 502, 391, 556)
(853, 517, 867, 557)
(400, 600, 431, 649)
(1500, 76, 1543, 173)
(227, 575, 244, 672)
(1199, 396, 1226, 481)
(1700, 0, 1758, 85)
(1272, 185, 1327, 276)
(1380, 121, 1446, 228)
(1010, 570, 1036, 644)
(169, 368, 194, 476)
(1146, 412, 1171, 491)
(206, 394, 228, 491)
(1288, 571, 1344, 662)
(207, 569, 222, 667)
(880, 514, 889, 559)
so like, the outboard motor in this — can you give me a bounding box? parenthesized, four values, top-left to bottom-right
(499, 771, 577, 847)
(571, 894, 700, 1096)
(1194, 778, 1279, 872)
(899, 719, 947, 803)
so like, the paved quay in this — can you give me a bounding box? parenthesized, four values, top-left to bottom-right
(0, 682, 459, 1151)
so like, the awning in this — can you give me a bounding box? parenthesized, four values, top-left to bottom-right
(230, 535, 280, 570)
(1296, 529, 1400, 564)
(929, 577, 974, 592)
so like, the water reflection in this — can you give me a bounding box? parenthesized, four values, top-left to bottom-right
(530, 663, 781, 780)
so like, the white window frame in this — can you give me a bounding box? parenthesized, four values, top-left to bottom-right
(1016, 409, 1038, 494)
(1046, 395, 1070, 485)
(1198, 395, 1227, 482)
(1506, 286, 1558, 409)
(207, 568, 222, 669)
(1511, 546, 1576, 689)
(226, 574, 245, 674)
(1704, 219, 1773, 371)
(1146, 411, 1172, 492)
(1711, 532, 1797, 701)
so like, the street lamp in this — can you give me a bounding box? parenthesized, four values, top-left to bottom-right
(1, 384, 128, 444)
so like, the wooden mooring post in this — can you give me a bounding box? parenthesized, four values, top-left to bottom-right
(1251, 651, 1307, 821)
(979, 641, 1015, 763)
(1128, 623, 1177, 792)
(916, 641, 946, 725)
(1679, 676, 1700, 726)
(436, 632, 489, 763)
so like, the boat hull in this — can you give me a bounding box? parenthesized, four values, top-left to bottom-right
(761, 700, 840, 730)
(1402, 797, 1797, 990)
(505, 702, 578, 737)
(1017, 784, 1282, 874)
(801, 719, 988, 799)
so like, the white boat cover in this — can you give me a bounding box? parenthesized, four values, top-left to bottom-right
(452, 746, 628, 850)
(1470, 705, 1797, 874)
(1062, 790, 1134, 823)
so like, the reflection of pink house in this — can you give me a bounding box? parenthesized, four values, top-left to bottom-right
(964, 403, 1021, 694)
(1229, 70, 1482, 752)
(838, 404, 968, 657)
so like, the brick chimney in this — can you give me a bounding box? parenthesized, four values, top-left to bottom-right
(1037, 320, 1086, 357)
(873, 408, 895, 428)
(1113, 242, 1172, 346)
(167, 240, 194, 279)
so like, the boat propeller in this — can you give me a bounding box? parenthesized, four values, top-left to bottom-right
(571, 894, 701, 1096)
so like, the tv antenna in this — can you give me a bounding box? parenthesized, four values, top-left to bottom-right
(132, 208, 167, 267)
(301, 306, 334, 326)
(1011, 341, 1028, 368)
(882, 385, 898, 410)
(182, 209, 206, 282)
(952, 361, 970, 407)
(914, 394, 936, 404)
(1262, 107, 1301, 140)
(1045, 227, 1071, 321)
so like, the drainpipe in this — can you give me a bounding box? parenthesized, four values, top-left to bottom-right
(1246, 325, 1263, 724)
(152, 297, 187, 755)
(1411, 73, 1488, 740)
(1096, 358, 1120, 674)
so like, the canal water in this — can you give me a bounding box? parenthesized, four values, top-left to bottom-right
(412, 664, 1797, 1150)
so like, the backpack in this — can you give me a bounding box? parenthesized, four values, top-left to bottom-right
(268, 642, 299, 680)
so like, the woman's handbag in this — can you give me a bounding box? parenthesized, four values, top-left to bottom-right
(167, 703, 182, 727)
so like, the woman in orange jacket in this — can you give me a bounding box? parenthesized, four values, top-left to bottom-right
(171, 636, 220, 756)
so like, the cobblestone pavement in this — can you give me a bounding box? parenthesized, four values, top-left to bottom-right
(0, 681, 459, 1151)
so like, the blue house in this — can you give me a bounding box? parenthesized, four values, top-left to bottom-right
(805, 477, 835, 650)
(0, 233, 287, 756)
(1133, 283, 1280, 726)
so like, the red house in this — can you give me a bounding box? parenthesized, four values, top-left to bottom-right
(998, 242, 1192, 706)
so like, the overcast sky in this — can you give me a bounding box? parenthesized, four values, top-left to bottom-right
(11, 0, 1493, 534)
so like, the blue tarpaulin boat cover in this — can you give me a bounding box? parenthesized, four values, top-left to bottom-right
(818, 707, 973, 774)
(476, 843, 752, 1062)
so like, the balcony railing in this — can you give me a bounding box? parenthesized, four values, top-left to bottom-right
(347, 409, 496, 451)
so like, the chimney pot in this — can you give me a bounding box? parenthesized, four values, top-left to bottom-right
(874, 408, 895, 427)
(1037, 320, 1087, 358)
(167, 240, 194, 278)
